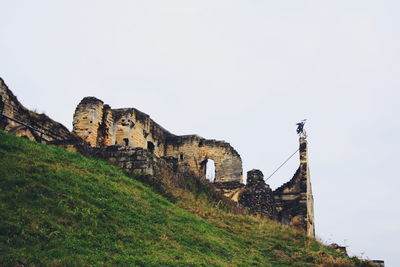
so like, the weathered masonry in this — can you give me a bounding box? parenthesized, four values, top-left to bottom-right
(72, 97, 243, 183)
(0, 78, 76, 143)
(216, 137, 315, 237)
(273, 138, 315, 237)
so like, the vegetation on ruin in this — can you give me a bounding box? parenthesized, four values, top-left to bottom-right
(0, 131, 371, 266)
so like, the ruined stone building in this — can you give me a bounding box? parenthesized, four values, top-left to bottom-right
(72, 97, 243, 184)
(0, 77, 314, 237)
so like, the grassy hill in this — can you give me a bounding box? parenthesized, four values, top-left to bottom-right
(0, 131, 369, 266)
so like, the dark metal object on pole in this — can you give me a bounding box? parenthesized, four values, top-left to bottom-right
(265, 120, 309, 181)
(296, 119, 307, 139)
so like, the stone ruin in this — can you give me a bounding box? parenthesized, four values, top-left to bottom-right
(0, 78, 75, 143)
(0, 77, 314, 237)
(72, 96, 243, 183)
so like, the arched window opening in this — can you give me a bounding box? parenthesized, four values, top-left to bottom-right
(206, 159, 216, 182)
(147, 141, 155, 153)
(123, 138, 129, 146)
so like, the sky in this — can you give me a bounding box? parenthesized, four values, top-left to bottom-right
(1, 0, 399, 265)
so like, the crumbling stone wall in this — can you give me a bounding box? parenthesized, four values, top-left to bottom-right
(214, 138, 315, 237)
(273, 138, 315, 237)
(73, 97, 172, 157)
(72, 97, 243, 183)
(0, 77, 76, 143)
(86, 145, 177, 178)
(213, 181, 245, 201)
(238, 169, 277, 219)
(165, 135, 243, 183)
(72, 97, 105, 147)
(110, 108, 168, 157)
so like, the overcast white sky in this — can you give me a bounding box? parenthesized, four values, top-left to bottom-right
(1, 1, 399, 265)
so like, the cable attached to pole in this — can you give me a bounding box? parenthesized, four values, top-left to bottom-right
(265, 148, 299, 181)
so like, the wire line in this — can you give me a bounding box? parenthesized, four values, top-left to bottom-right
(265, 148, 299, 181)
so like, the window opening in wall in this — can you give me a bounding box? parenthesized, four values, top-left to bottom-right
(179, 152, 184, 160)
(123, 138, 129, 146)
(206, 159, 216, 182)
(121, 119, 130, 126)
(147, 141, 155, 153)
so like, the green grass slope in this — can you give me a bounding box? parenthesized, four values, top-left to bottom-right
(0, 131, 368, 266)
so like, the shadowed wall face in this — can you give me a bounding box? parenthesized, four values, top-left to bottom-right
(273, 138, 315, 237)
(238, 169, 277, 219)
